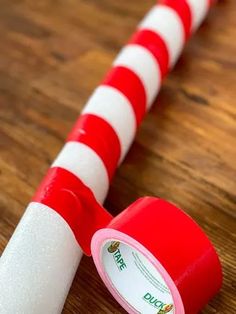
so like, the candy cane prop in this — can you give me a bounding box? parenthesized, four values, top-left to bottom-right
(0, 1, 221, 314)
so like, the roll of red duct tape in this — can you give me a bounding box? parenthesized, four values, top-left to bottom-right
(91, 197, 222, 314)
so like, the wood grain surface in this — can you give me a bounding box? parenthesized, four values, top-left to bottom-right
(0, 0, 235, 313)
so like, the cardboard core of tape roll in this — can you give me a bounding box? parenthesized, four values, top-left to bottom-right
(91, 197, 222, 314)
(93, 233, 183, 314)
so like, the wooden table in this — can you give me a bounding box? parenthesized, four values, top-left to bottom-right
(0, 1, 235, 313)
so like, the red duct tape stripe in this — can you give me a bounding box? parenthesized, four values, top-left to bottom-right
(32, 167, 112, 255)
(129, 29, 169, 78)
(102, 66, 146, 126)
(67, 113, 121, 181)
(159, 0, 192, 39)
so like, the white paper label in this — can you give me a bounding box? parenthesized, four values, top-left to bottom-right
(102, 240, 174, 314)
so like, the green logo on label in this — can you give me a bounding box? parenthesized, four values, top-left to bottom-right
(143, 293, 173, 313)
(107, 241, 127, 271)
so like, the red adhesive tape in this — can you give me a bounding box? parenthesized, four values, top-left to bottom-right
(102, 66, 147, 126)
(91, 197, 222, 314)
(129, 29, 169, 78)
(67, 113, 121, 181)
(33, 169, 222, 312)
(32, 167, 112, 255)
(32, 3, 220, 312)
(159, 0, 192, 39)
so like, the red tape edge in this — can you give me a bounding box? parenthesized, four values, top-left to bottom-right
(32, 167, 113, 256)
(159, 0, 192, 40)
(67, 113, 121, 182)
(102, 66, 146, 127)
(129, 29, 169, 78)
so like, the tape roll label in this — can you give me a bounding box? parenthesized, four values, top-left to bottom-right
(102, 240, 174, 314)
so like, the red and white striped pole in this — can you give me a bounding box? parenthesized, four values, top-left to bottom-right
(0, 1, 216, 313)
